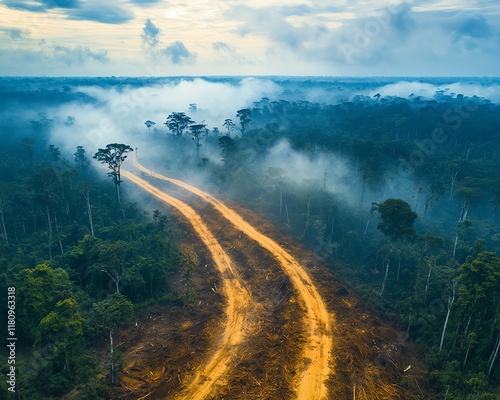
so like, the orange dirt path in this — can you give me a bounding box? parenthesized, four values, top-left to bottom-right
(131, 161, 334, 400)
(122, 170, 254, 400)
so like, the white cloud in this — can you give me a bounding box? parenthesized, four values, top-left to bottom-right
(0, 0, 500, 75)
(160, 41, 197, 65)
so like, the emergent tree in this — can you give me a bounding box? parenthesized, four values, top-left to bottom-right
(376, 198, 417, 295)
(93, 143, 133, 205)
(236, 108, 251, 136)
(165, 112, 193, 136)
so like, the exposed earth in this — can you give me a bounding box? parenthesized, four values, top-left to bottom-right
(100, 160, 422, 400)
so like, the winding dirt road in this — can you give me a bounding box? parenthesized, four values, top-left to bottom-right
(121, 171, 254, 400)
(129, 161, 334, 400)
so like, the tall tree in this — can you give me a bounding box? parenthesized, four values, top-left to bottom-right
(36, 297, 84, 372)
(423, 181, 445, 222)
(93, 143, 133, 205)
(459, 252, 500, 376)
(0, 184, 10, 244)
(74, 145, 89, 172)
(90, 294, 133, 384)
(223, 118, 237, 137)
(31, 165, 62, 259)
(377, 199, 417, 243)
(236, 108, 251, 136)
(165, 112, 193, 136)
(78, 181, 95, 236)
(49, 144, 61, 163)
(144, 120, 156, 133)
(189, 123, 206, 161)
(265, 167, 287, 218)
(218, 135, 236, 168)
(16, 264, 73, 339)
(439, 278, 458, 352)
(376, 198, 417, 295)
(459, 252, 500, 317)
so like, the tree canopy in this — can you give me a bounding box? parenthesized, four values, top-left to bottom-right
(376, 198, 417, 243)
(93, 143, 133, 204)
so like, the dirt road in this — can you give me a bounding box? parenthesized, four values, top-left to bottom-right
(121, 171, 254, 400)
(130, 161, 334, 400)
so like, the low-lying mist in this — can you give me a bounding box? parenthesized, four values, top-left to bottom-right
(2, 75, 498, 221)
(49, 77, 281, 156)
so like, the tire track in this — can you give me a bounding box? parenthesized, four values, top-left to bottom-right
(131, 161, 334, 400)
(121, 170, 254, 400)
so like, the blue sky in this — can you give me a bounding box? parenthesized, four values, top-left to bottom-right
(0, 0, 499, 76)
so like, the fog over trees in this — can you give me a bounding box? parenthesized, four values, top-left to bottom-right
(1, 76, 499, 398)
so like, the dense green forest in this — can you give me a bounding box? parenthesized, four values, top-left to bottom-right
(1, 78, 499, 398)
(0, 134, 183, 398)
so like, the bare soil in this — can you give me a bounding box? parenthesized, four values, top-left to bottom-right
(105, 164, 424, 400)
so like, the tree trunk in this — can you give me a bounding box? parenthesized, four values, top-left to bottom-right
(110, 328, 115, 384)
(453, 223, 460, 259)
(463, 344, 471, 367)
(360, 174, 366, 203)
(463, 299, 477, 342)
(463, 333, 474, 367)
(380, 243, 395, 296)
(83, 190, 95, 236)
(380, 258, 390, 296)
(406, 310, 412, 337)
(47, 232, 52, 260)
(53, 212, 64, 255)
(116, 182, 121, 206)
(490, 303, 499, 341)
(487, 332, 500, 377)
(439, 280, 457, 352)
(424, 258, 434, 303)
(46, 204, 53, 260)
(460, 199, 470, 223)
(449, 317, 462, 355)
(0, 200, 8, 244)
(450, 170, 460, 199)
(0, 220, 5, 244)
(363, 215, 371, 238)
(439, 302, 452, 353)
(86, 192, 95, 237)
(102, 270, 120, 294)
(46, 204, 53, 238)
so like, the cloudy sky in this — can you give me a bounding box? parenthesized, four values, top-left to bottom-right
(0, 0, 499, 76)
